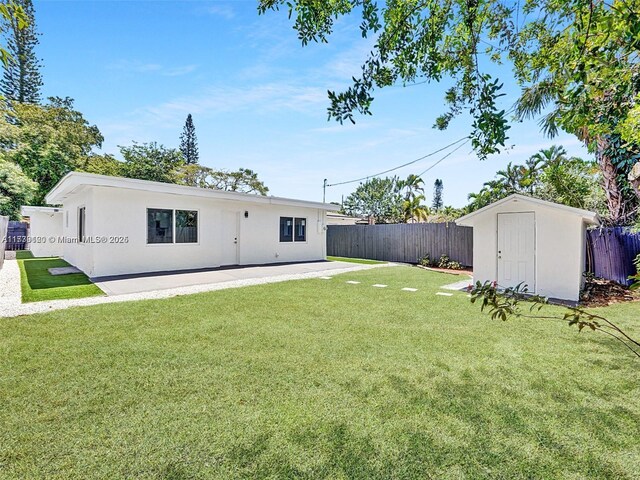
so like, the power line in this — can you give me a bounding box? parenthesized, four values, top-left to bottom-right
(416, 139, 470, 177)
(326, 136, 469, 187)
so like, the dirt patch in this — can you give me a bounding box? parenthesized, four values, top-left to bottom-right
(580, 277, 640, 307)
(416, 265, 473, 276)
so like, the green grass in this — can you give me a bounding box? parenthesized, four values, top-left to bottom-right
(16, 251, 104, 303)
(1, 266, 638, 479)
(327, 255, 386, 264)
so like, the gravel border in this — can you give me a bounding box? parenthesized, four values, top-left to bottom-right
(0, 260, 393, 318)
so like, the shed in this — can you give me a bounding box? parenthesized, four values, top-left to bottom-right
(456, 194, 600, 302)
(29, 171, 334, 278)
(20, 206, 64, 258)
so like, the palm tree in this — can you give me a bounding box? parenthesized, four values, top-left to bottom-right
(398, 174, 425, 201)
(402, 194, 429, 223)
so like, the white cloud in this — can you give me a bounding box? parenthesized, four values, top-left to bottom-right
(206, 4, 235, 20)
(107, 60, 198, 77)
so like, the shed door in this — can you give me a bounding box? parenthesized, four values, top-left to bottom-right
(497, 212, 535, 293)
(221, 211, 239, 266)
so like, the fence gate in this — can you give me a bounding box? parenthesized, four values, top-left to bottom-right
(327, 223, 473, 266)
(6, 221, 28, 251)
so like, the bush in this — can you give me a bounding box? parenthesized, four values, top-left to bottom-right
(418, 254, 464, 270)
(630, 254, 640, 290)
(418, 255, 432, 267)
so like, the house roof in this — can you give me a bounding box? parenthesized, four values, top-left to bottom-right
(45, 172, 334, 211)
(21, 206, 63, 216)
(456, 194, 601, 226)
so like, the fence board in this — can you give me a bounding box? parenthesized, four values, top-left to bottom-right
(588, 227, 640, 286)
(0, 216, 7, 269)
(327, 223, 473, 266)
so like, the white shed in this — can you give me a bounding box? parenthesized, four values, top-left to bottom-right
(456, 194, 600, 302)
(30, 172, 334, 278)
(20, 206, 64, 258)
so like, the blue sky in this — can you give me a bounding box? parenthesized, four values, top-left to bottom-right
(36, 0, 589, 207)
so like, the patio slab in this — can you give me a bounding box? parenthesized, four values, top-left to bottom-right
(94, 261, 367, 296)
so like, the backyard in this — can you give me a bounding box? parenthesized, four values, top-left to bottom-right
(1, 265, 638, 479)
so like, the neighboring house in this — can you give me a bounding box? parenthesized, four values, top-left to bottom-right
(456, 194, 600, 302)
(326, 212, 366, 225)
(29, 172, 333, 278)
(20, 206, 64, 258)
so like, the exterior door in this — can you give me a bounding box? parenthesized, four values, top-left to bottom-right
(221, 211, 239, 266)
(497, 212, 535, 292)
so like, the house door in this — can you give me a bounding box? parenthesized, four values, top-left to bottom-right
(497, 212, 535, 292)
(221, 211, 239, 266)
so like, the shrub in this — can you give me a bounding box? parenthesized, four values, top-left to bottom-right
(630, 254, 640, 290)
(418, 255, 432, 267)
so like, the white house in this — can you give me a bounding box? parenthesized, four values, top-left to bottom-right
(32, 172, 333, 278)
(20, 206, 64, 258)
(456, 194, 600, 302)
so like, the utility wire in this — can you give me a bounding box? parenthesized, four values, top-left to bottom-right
(326, 136, 469, 187)
(416, 139, 471, 177)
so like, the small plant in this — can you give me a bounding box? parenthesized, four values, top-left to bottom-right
(418, 254, 432, 267)
(437, 254, 464, 270)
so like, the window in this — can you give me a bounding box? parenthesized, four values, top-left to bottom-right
(295, 218, 306, 242)
(280, 216, 306, 242)
(78, 207, 85, 242)
(176, 210, 198, 243)
(280, 217, 293, 242)
(147, 209, 173, 244)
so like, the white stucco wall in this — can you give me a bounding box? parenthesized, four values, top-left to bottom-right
(59, 189, 95, 275)
(464, 199, 588, 302)
(25, 210, 64, 257)
(61, 186, 327, 278)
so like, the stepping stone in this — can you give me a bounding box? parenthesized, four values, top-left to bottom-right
(48, 267, 81, 276)
(436, 292, 453, 297)
(319, 276, 333, 280)
(346, 281, 360, 284)
(372, 284, 387, 288)
(402, 288, 418, 292)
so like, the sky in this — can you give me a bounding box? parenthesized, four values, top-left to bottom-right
(35, 0, 589, 207)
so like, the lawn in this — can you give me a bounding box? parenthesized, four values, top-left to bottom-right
(16, 251, 104, 303)
(1, 266, 638, 479)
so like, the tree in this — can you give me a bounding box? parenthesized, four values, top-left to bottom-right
(0, 156, 35, 219)
(342, 177, 403, 224)
(179, 114, 199, 165)
(258, 1, 640, 222)
(177, 164, 269, 195)
(432, 179, 443, 211)
(77, 153, 123, 177)
(1, 0, 42, 103)
(120, 142, 185, 184)
(0, 97, 103, 204)
(402, 194, 429, 223)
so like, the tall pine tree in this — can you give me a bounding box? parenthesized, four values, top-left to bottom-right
(1, 0, 42, 104)
(432, 179, 443, 211)
(179, 114, 199, 164)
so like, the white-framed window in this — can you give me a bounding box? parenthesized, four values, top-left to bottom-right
(280, 216, 306, 242)
(147, 208, 198, 244)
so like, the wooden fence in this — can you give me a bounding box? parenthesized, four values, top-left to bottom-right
(587, 227, 640, 286)
(0, 216, 7, 270)
(6, 221, 28, 251)
(327, 223, 473, 266)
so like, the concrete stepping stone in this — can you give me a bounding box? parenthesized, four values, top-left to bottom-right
(372, 284, 387, 288)
(346, 281, 360, 284)
(319, 276, 333, 280)
(402, 288, 418, 292)
(436, 292, 453, 297)
(48, 267, 82, 276)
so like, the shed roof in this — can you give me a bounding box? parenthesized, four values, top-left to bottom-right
(456, 194, 600, 226)
(45, 172, 334, 211)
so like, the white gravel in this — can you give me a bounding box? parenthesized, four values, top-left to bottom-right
(0, 260, 392, 318)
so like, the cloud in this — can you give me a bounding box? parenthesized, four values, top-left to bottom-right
(107, 60, 198, 77)
(206, 4, 235, 20)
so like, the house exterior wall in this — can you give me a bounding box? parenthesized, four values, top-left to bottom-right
(63, 186, 327, 278)
(469, 200, 587, 302)
(59, 189, 95, 275)
(27, 210, 64, 257)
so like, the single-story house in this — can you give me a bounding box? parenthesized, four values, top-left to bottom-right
(456, 194, 600, 302)
(326, 212, 367, 225)
(20, 206, 64, 258)
(29, 172, 333, 278)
